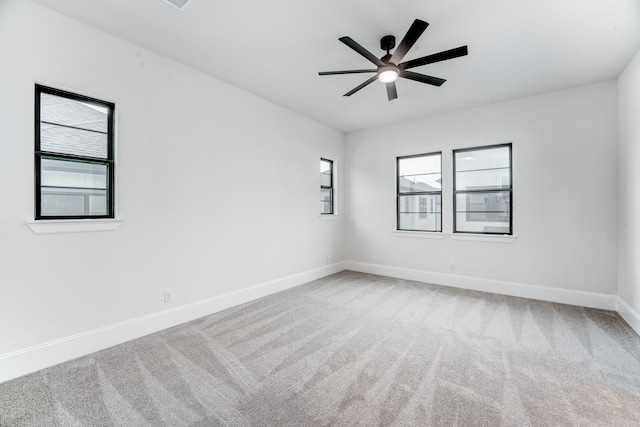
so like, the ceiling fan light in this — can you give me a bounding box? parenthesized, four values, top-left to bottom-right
(378, 68, 398, 83)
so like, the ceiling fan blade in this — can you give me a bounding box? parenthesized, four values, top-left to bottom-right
(386, 82, 398, 101)
(390, 19, 429, 64)
(319, 69, 377, 76)
(400, 70, 446, 86)
(344, 75, 378, 96)
(400, 46, 468, 70)
(339, 37, 385, 66)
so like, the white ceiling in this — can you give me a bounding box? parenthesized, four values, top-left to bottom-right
(34, 0, 640, 133)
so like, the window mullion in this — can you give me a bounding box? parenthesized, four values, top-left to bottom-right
(37, 151, 112, 164)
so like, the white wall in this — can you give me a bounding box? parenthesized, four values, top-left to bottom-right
(0, 0, 344, 373)
(618, 49, 640, 324)
(345, 81, 618, 297)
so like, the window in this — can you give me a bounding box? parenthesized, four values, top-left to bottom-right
(35, 85, 115, 219)
(320, 158, 334, 214)
(397, 152, 442, 232)
(453, 143, 512, 234)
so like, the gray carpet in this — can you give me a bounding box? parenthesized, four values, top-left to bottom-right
(1, 271, 640, 426)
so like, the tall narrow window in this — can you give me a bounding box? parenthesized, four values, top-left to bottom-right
(397, 152, 442, 232)
(453, 143, 512, 234)
(35, 85, 115, 219)
(320, 158, 334, 214)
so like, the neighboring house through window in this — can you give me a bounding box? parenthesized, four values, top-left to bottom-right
(35, 85, 115, 219)
(397, 152, 442, 232)
(453, 143, 512, 234)
(320, 158, 334, 214)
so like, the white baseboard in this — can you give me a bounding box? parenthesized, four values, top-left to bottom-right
(345, 261, 618, 311)
(0, 262, 346, 383)
(616, 297, 640, 336)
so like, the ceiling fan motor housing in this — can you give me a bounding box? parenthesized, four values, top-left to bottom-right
(381, 35, 396, 53)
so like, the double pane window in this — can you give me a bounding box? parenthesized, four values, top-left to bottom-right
(320, 158, 334, 214)
(453, 144, 512, 234)
(397, 153, 442, 232)
(35, 85, 115, 219)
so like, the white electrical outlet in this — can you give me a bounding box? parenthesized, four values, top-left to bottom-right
(164, 289, 173, 303)
(449, 262, 456, 271)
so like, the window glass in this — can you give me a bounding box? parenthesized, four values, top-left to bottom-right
(40, 158, 109, 216)
(40, 93, 109, 159)
(397, 153, 442, 232)
(453, 144, 512, 234)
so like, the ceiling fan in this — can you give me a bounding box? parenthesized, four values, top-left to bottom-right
(319, 19, 468, 101)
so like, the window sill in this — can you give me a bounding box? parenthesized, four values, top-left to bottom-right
(393, 230, 445, 239)
(320, 214, 338, 221)
(449, 233, 516, 243)
(27, 219, 123, 235)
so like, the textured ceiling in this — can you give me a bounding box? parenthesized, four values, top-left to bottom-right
(34, 0, 640, 132)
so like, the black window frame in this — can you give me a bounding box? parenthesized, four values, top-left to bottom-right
(320, 158, 334, 215)
(35, 84, 115, 220)
(396, 152, 443, 232)
(452, 143, 512, 235)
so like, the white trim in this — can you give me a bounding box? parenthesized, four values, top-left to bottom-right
(617, 297, 640, 336)
(449, 233, 517, 243)
(320, 214, 339, 221)
(0, 262, 346, 383)
(393, 230, 444, 239)
(344, 261, 617, 311)
(27, 219, 123, 234)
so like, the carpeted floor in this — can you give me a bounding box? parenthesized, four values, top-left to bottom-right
(1, 270, 640, 426)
